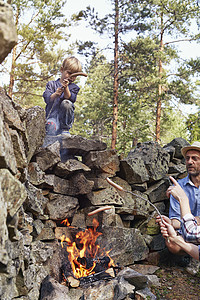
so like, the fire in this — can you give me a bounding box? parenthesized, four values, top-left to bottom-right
(60, 218, 115, 279)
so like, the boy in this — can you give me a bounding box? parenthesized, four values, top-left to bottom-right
(43, 56, 82, 136)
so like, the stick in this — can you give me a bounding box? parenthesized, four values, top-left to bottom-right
(69, 72, 87, 78)
(106, 177, 163, 223)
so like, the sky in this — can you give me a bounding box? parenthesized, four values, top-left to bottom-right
(64, 0, 200, 115)
(1, 0, 199, 114)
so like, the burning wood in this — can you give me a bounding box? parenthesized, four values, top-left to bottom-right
(66, 276, 80, 288)
(58, 217, 115, 283)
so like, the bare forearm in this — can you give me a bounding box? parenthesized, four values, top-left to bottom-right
(171, 219, 181, 229)
(169, 236, 199, 260)
(63, 86, 71, 99)
(179, 197, 191, 218)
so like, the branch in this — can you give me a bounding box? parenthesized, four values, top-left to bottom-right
(164, 38, 194, 46)
(13, 91, 43, 97)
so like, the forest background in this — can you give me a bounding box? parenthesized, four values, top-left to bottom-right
(1, 0, 200, 156)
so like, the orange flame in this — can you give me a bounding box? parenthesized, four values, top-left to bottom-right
(60, 218, 115, 279)
(61, 218, 70, 227)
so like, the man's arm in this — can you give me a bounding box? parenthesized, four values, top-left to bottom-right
(167, 176, 191, 218)
(171, 218, 181, 229)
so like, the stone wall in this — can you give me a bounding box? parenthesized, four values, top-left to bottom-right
(0, 89, 190, 299)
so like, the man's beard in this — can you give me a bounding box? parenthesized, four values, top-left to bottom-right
(187, 168, 200, 177)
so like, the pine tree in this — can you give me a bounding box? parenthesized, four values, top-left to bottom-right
(1, 0, 71, 107)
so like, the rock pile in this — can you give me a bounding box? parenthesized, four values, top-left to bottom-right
(0, 90, 190, 299)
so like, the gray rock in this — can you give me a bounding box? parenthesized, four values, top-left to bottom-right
(117, 267, 148, 290)
(27, 162, 45, 185)
(39, 276, 70, 300)
(0, 189, 9, 265)
(0, 105, 18, 174)
(24, 106, 46, 162)
(25, 181, 48, 216)
(144, 179, 169, 203)
(164, 137, 190, 159)
(9, 128, 27, 170)
(61, 134, 107, 156)
(88, 185, 125, 206)
(0, 169, 27, 217)
(54, 159, 91, 178)
(0, 93, 25, 131)
(113, 177, 150, 217)
(46, 193, 79, 220)
(99, 226, 149, 265)
(35, 141, 61, 171)
(83, 149, 120, 175)
(120, 157, 149, 184)
(0, 1, 18, 63)
(127, 141, 170, 182)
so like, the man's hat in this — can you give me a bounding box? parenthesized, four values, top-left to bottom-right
(181, 141, 200, 158)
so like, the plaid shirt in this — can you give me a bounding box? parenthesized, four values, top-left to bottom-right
(181, 213, 200, 244)
(181, 213, 200, 260)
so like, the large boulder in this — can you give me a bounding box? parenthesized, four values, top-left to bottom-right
(0, 1, 18, 63)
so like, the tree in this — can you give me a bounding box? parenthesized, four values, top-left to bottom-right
(1, 0, 71, 107)
(81, 0, 152, 149)
(141, 0, 200, 142)
(186, 111, 200, 142)
(117, 36, 189, 154)
(71, 53, 113, 145)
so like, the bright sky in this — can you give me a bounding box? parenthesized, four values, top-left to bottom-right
(1, 0, 199, 114)
(64, 0, 200, 115)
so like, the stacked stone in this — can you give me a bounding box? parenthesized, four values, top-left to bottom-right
(0, 87, 190, 299)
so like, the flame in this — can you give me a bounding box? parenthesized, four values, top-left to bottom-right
(61, 218, 70, 227)
(60, 218, 115, 279)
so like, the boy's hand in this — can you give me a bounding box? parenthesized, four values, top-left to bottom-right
(156, 214, 171, 226)
(158, 218, 177, 240)
(61, 79, 69, 88)
(55, 87, 64, 96)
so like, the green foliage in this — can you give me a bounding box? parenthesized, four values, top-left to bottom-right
(71, 54, 113, 146)
(0, 0, 74, 107)
(186, 112, 200, 142)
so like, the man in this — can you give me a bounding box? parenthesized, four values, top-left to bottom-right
(167, 141, 200, 254)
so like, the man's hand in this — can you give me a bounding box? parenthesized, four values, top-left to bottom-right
(167, 176, 191, 218)
(166, 176, 188, 201)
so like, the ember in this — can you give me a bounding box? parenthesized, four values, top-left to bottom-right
(59, 218, 115, 281)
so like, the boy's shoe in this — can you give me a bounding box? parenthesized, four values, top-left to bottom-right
(46, 121, 57, 136)
(61, 130, 71, 137)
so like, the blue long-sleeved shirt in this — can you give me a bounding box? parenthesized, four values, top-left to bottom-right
(43, 78, 80, 119)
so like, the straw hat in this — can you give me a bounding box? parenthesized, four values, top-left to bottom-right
(181, 141, 200, 158)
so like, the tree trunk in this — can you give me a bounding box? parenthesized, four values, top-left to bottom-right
(111, 0, 119, 149)
(8, 44, 17, 98)
(155, 14, 164, 143)
(8, 7, 19, 99)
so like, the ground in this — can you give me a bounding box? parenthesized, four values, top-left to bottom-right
(151, 266, 200, 299)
